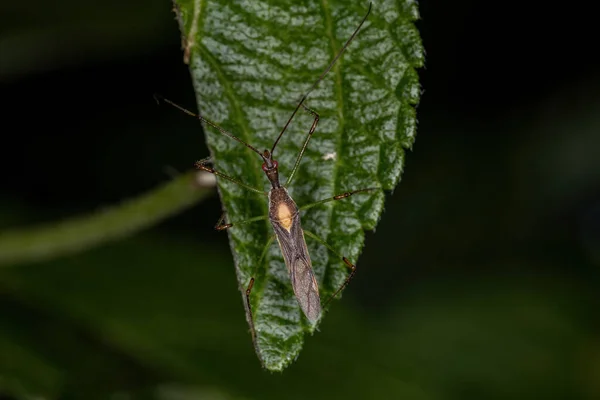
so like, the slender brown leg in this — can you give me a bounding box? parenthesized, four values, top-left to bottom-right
(243, 276, 261, 351)
(212, 212, 269, 231)
(325, 257, 356, 308)
(284, 104, 320, 187)
(194, 158, 265, 195)
(194, 158, 268, 231)
(245, 235, 275, 341)
(299, 187, 381, 211)
(302, 230, 358, 310)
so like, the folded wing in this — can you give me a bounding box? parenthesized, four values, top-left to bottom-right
(272, 214, 321, 321)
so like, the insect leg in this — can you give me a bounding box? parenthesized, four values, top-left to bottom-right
(302, 230, 356, 309)
(284, 104, 320, 187)
(245, 235, 276, 336)
(299, 187, 381, 211)
(213, 212, 269, 231)
(194, 158, 266, 195)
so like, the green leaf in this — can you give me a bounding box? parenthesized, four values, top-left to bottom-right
(173, 0, 423, 370)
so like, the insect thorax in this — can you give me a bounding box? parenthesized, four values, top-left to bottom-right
(268, 187, 298, 231)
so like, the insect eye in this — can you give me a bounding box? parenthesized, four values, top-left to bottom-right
(261, 163, 268, 171)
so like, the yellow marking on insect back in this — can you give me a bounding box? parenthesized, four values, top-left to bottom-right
(277, 203, 294, 231)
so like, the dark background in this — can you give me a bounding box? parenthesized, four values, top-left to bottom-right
(1, 0, 599, 399)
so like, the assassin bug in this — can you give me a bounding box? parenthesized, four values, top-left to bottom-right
(157, 3, 376, 323)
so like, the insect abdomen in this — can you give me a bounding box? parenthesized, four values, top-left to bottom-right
(268, 188, 321, 321)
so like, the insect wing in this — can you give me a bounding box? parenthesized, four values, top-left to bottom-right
(271, 213, 321, 321)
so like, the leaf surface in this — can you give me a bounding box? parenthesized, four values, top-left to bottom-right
(173, 0, 423, 370)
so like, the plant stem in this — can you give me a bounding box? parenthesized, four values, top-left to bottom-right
(0, 171, 213, 267)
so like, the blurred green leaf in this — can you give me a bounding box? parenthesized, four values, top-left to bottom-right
(0, 171, 211, 267)
(0, 235, 432, 400)
(1, 234, 591, 399)
(173, 0, 423, 370)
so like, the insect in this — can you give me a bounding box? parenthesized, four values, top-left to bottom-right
(157, 3, 376, 323)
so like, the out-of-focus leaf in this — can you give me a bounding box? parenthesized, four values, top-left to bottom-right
(1, 237, 591, 398)
(0, 235, 432, 399)
(0, 171, 210, 267)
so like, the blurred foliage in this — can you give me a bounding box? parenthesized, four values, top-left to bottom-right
(172, 0, 423, 370)
(0, 234, 597, 399)
(0, 172, 211, 266)
(1, 0, 599, 399)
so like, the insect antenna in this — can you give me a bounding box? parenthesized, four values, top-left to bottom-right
(154, 94, 264, 158)
(270, 2, 372, 156)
